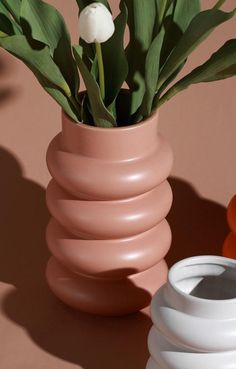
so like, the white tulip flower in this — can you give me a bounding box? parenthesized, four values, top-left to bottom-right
(79, 2, 115, 44)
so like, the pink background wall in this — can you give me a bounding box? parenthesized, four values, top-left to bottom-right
(0, 1, 235, 368)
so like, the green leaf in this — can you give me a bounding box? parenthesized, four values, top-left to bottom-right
(0, 35, 69, 91)
(0, 34, 79, 121)
(157, 8, 236, 91)
(102, 1, 128, 107)
(138, 26, 165, 119)
(2, 0, 21, 23)
(34, 72, 80, 122)
(78, 93, 93, 124)
(0, 13, 15, 36)
(159, 0, 200, 87)
(173, 0, 200, 32)
(73, 45, 116, 128)
(158, 39, 236, 106)
(156, 0, 174, 28)
(20, 0, 79, 98)
(0, 2, 21, 35)
(124, 0, 157, 116)
(151, 61, 185, 109)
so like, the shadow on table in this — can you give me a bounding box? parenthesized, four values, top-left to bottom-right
(0, 147, 151, 369)
(0, 147, 228, 369)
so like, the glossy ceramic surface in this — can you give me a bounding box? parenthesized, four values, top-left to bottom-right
(223, 195, 236, 259)
(46, 110, 173, 315)
(147, 256, 236, 368)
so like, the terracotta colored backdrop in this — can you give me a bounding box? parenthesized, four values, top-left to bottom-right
(0, 1, 235, 368)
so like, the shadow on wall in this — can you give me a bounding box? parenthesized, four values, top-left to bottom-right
(166, 177, 228, 266)
(0, 146, 228, 369)
(0, 53, 17, 106)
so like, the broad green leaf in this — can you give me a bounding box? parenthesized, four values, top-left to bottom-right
(76, 0, 111, 12)
(0, 14, 15, 36)
(0, 35, 70, 92)
(2, 0, 21, 23)
(78, 93, 93, 124)
(79, 39, 95, 71)
(0, 2, 21, 35)
(73, 45, 116, 128)
(34, 72, 80, 121)
(0, 2, 10, 17)
(0, 3, 20, 36)
(102, 1, 128, 107)
(157, 8, 236, 90)
(160, 0, 200, 69)
(20, 0, 79, 98)
(124, 0, 157, 116)
(156, 0, 174, 28)
(158, 39, 236, 106)
(173, 0, 200, 32)
(151, 61, 185, 109)
(0, 35, 79, 121)
(138, 26, 165, 119)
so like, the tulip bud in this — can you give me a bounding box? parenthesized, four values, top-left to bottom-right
(79, 2, 115, 44)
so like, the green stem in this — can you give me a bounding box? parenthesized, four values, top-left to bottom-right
(213, 0, 226, 9)
(95, 42, 105, 100)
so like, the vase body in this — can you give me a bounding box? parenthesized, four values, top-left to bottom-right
(147, 255, 236, 369)
(223, 195, 236, 259)
(45, 110, 173, 316)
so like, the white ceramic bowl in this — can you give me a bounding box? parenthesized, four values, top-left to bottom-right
(146, 256, 236, 368)
(148, 325, 236, 369)
(146, 357, 162, 369)
(150, 285, 236, 352)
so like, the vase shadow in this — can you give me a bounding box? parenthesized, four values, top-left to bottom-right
(0, 147, 151, 369)
(166, 177, 228, 266)
(0, 150, 228, 369)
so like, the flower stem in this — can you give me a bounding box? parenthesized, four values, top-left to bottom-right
(95, 42, 105, 100)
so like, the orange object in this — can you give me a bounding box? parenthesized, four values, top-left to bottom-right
(223, 232, 236, 259)
(223, 195, 236, 259)
(227, 195, 236, 234)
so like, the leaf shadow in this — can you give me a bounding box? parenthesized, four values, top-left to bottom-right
(0, 52, 18, 106)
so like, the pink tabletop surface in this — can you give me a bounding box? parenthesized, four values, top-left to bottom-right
(0, 1, 236, 368)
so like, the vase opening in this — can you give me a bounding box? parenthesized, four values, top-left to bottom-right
(169, 256, 236, 301)
(79, 89, 142, 127)
(115, 89, 133, 126)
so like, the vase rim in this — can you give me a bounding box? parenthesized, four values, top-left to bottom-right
(62, 107, 159, 133)
(168, 255, 236, 304)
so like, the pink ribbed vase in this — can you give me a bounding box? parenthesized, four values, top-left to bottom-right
(45, 109, 173, 316)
